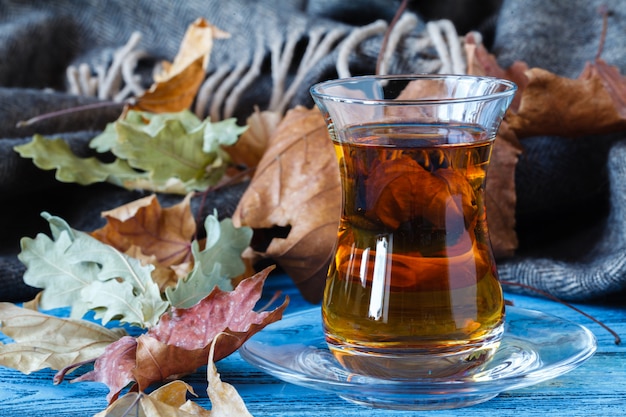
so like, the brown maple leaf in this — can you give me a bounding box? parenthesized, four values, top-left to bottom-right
(232, 106, 341, 303)
(73, 266, 287, 403)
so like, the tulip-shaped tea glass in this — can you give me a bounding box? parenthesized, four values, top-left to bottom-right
(310, 75, 516, 379)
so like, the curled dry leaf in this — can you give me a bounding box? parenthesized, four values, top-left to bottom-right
(506, 60, 626, 138)
(464, 34, 525, 257)
(464, 32, 529, 111)
(465, 33, 626, 138)
(204, 333, 253, 417)
(0, 303, 126, 375)
(74, 266, 288, 403)
(483, 123, 522, 258)
(232, 106, 341, 303)
(71, 335, 138, 402)
(93, 381, 209, 417)
(127, 17, 230, 113)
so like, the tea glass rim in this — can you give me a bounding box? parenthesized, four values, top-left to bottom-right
(310, 74, 517, 106)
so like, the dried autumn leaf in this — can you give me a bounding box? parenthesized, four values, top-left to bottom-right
(464, 33, 626, 257)
(74, 266, 287, 403)
(91, 194, 196, 288)
(128, 18, 230, 113)
(484, 122, 522, 258)
(103, 110, 239, 194)
(18, 212, 169, 327)
(15, 110, 244, 195)
(93, 381, 209, 417)
(12, 134, 143, 187)
(233, 106, 341, 303)
(72, 335, 138, 403)
(465, 35, 524, 257)
(465, 32, 626, 138)
(223, 107, 282, 168)
(165, 214, 253, 309)
(92, 194, 253, 299)
(0, 303, 126, 374)
(464, 33, 528, 111)
(506, 60, 626, 138)
(149, 381, 206, 414)
(205, 333, 253, 417)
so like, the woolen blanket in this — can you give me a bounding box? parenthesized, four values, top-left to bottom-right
(1, 0, 624, 303)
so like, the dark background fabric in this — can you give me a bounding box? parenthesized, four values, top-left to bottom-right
(1, 0, 624, 304)
(492, 0, 626, 302)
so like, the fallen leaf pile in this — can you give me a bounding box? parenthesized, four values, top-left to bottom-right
(72, 267, 287, 403)
(0, 194, 287, 413)
(3, 16, 285, 415)
(17, 196, 256, 327)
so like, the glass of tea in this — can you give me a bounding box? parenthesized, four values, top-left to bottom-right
(310, 75, 517, 379)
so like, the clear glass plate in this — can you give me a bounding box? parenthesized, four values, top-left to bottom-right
(240, 306, 597, 410)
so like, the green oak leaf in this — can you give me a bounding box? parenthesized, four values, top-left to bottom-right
(15, 110, 247, 194)
(13, 134, 144, 187)
(165, 212, 253, 308)
(18, 213, 169, 328)
(97, 110, 244, 192)
(18, 227, 96, 319)
(88, 117, 119, 153)
(113, 114, 213, 182)
(89, 110, 205, 153)
(202, 117, 248, 152)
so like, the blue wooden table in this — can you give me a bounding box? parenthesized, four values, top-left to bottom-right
(1, 272, 624, 416)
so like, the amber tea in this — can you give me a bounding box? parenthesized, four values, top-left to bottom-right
(322, 123, 505, 378)
(311, 74, 516, 382)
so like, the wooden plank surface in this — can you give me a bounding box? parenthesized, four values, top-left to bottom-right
(1, 272, 624, 416)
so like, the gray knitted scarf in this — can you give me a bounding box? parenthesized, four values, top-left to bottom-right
(0, 0, 624, 304)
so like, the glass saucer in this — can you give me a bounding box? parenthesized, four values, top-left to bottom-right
(240, 306, 597, 410)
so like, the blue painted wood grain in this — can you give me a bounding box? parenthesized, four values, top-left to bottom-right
(1, 272, 624, 416)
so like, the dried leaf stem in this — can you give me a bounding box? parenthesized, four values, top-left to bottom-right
(257, 290, 283, 313)
(16, 100, 125, 128)
(193, 165, 256, 238)
(501, 280, 622, 345)
(53, 357, 97, 384)
(595, 4, 611, 60)
(376, 0, 409, 75)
